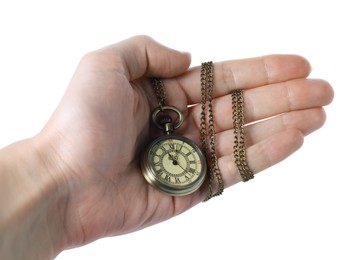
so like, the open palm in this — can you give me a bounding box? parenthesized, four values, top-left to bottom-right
(36, 36, 333, 248)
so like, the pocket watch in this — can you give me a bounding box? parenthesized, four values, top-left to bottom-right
(141, 106, 207, 196)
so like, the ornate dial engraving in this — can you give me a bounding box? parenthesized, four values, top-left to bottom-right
(142, 135, 206, 196)
(151, 138, 202, 186)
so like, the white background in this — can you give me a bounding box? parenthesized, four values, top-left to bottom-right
(1, 0, 358, 259)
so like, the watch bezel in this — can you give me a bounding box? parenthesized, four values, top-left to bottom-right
(141, 134, 207, 196)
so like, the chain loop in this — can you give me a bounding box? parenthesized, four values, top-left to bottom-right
(201, 62, 224, 201)
(231, 89, 254, 181)
(152, 106, 183, 131)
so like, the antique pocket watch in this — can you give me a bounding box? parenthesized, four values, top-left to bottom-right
(141, 105, 207, 196)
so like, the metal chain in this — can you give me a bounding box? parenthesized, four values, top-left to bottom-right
(151, 78, 167, 109)
(201, 61, 224, 201)
(231, 89, 254, 181)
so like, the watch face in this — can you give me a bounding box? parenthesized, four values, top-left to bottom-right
(141, 135, 206, 196)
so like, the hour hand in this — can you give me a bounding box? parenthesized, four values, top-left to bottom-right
(168, 152, 178, 161)
(168, 154, 178, 164)
(168, 154, 186, 170)
(168, 154, 176, 161)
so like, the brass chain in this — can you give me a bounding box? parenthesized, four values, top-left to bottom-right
(151, 78, 167, 109)
(200, 61, 224, 201)
(231, 89, 254, 181)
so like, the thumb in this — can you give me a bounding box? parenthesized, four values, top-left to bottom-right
(104, 35, 191, 81)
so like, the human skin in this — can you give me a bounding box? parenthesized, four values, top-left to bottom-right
(0, 35, 334, 259)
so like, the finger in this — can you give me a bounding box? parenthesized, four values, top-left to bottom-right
(245, 107, 326, 147)
(99, 35, 191, 80)
(215, 108, 326, 157)
(168, 54, 311, 104)
(189, 78, 333, 133)
(218, 129, 304, 187)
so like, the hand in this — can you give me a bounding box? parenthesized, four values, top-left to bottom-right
(2, 35, 333, 257)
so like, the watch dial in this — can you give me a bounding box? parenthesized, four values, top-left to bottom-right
(148, 136, 204, 188)
(150, 139, 202, 186)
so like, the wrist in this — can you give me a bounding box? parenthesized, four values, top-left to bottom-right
(0, 138, 69, 259)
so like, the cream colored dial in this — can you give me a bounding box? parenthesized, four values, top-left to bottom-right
(141, 135, 206, 196)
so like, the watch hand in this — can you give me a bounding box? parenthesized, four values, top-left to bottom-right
(175, 155, 187, 171)
(168, 152, 178, 161)
(168, 154, 186, 171)
(168, 154, 175, 161)
(168, 154, 178, 165)
(177, 163, 186, 171)
(168, 142, 178, 159)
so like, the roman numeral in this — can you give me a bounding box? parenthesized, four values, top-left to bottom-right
(165, 175, 171, 183)
(176, 142, 184, 153)
(168, 143, 175, 150)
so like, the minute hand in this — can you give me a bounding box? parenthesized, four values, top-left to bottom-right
(168, 154, 186, 171)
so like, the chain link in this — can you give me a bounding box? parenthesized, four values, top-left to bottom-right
(231, 89, 254, 181)
(201, 62, 224, 201)
(151, 78, 167, 110)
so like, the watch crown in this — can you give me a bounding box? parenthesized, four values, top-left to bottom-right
(158, 115, 172, 125)
(158, 115, 174, 135)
